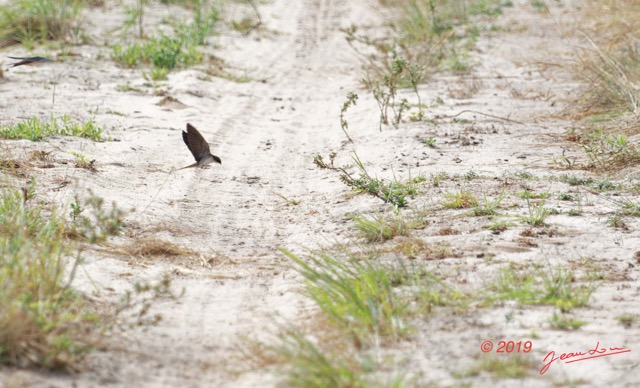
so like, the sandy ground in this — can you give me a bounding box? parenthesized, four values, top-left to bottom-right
(1, 0, 639, 386)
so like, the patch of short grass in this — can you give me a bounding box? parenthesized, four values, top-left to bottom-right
(464, 354, 535, 379)
(112, 35, 203, 69)
(380, 0, 510, 73)
(520, 197, 551, 226)
(616, 314, 639, 328)
(112, 4, 219, 75)
(282, 248, 464, 345)
(0, 0, 85, 48)
(442, 189, 478, 209)
(569, 0, 640, 123)
(557, 174, 594, 186)
(260, 329, 375, 388)
(485, 218, 510, 234)
(486, 264, 595, 312)
(579, 129, 640, 170)
(350, 209, 427, 243)
(472, 192, 505, 216)
(549, 311, 587, 330)
(0, 115, 106, 142)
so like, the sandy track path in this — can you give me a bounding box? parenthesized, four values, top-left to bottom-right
(1, 1, 380, 386)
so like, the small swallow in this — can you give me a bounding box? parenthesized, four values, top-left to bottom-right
(7, 56, 54, 69)
(179, 123, 221, 169)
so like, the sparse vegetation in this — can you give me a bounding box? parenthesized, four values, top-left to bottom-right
(351, 209, 426, 242)
(339, 92, 358, 142)
(0, 0, 85, 48)
(579, 129, 640, 170)
(256, 245, 466, 386)
(520, 197, 551, 226)
(112, 2, 220, 76)
(472, 192, 505, 216)
(442, 189, 478, 209)
(282, 248, 464, 345)
(549, 311, 587, 330)
(0, 116, 106, 142)
(486, 264, 595, 312)
(465, 354, 534, 379)
(314, 152, 420, 207)
(0, 184, 124, 370)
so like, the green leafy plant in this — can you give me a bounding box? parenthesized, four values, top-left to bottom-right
(339, 92, 358, 142)
(579, 129, 640, 170)
(314, 152, 419, 207)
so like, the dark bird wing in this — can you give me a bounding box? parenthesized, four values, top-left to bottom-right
(8, 56, 53, 68)
(182, 123, 211, 162)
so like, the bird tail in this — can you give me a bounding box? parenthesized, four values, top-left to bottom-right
(177, 162, 199, 170)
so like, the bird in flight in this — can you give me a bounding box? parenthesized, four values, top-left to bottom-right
(179, 123, 221, 169)
(7, 56, 54, 69)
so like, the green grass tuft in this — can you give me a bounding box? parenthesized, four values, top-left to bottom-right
(0, 115, 106, 142)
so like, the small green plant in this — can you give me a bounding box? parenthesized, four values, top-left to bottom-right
(593, 179, 616, 191)
(430, 171, 448, 187)
(617, 199, 640, 216)
(514, 170, 535, 180)
(314, 152, 419, 207)
(558, 174, 594, 186)
(69, 151, 96, 171)
(463, 170, 479, 180)
(365, 50, 422, 130)
(616, 314, 638, 328)
(517, 190, 550, 199)
(66, 191, 126, 243)
(351, 209, 426, 243)
(549, 311, 587, 330)
(521, 197, 551, 226)
(261, 329, 372, 387)
(579, 129, 640, 170)
(122, 0, 150, 38)
(339, 92, 358, 143)
(112, 36, 203, 70)
(567, 209, 582, 216)
(607, 214, 628, 229)
(485, 219, 509, 233)
(147, 66, 169, 81)
(422, 137, 437, 147)
(558, 192, 574, 201)
(0, 115, 106, 142)
(442, 190, 478, 209)
(472, 192, 505, 216)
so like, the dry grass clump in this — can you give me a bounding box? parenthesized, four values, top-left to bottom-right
(568, 0, 640, 126)
(121, 237, 196, 258)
